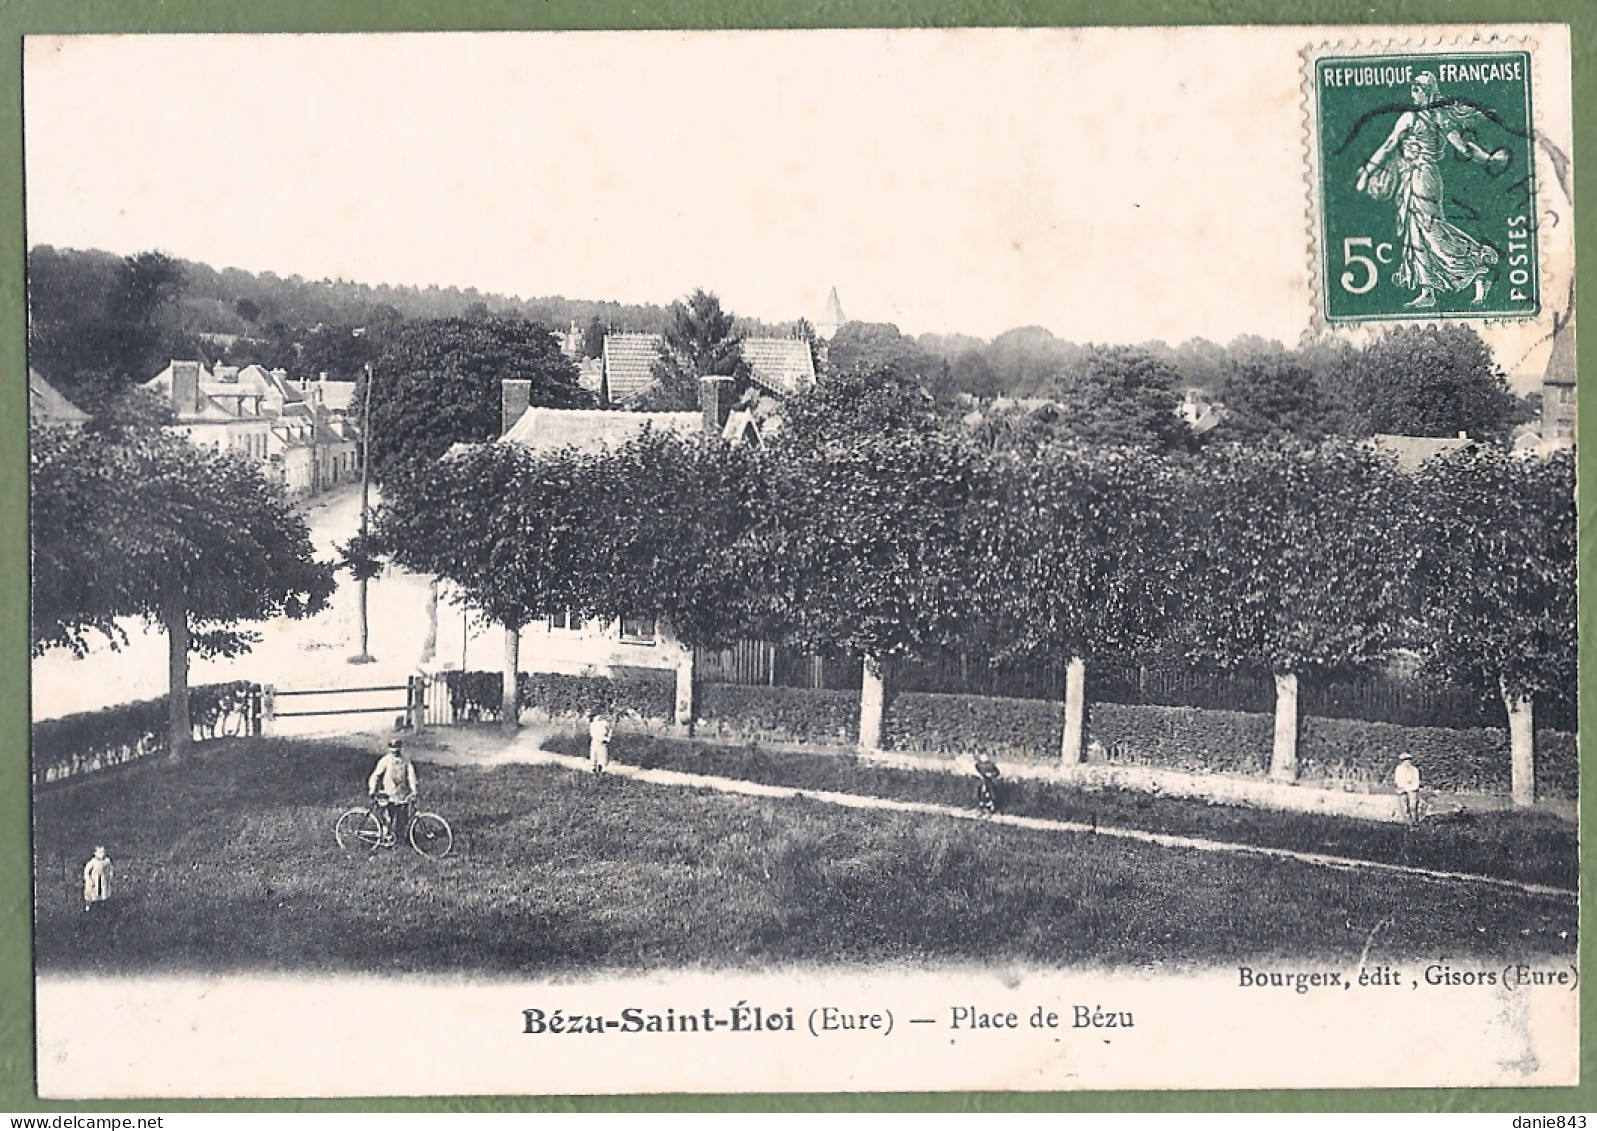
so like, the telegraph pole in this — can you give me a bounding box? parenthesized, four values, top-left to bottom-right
(349, 355, 376, 664)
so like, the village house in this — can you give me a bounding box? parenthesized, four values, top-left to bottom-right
(590, 331, 816, 408)
(143, 361, 359, 496)
(1366, 431, 1474, 471)
(28, 369, 90, 428)
(144, 360, 273, 459)
(1516, 317, 1576, 454)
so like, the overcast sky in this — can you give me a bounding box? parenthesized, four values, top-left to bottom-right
(22, 27, 1572, 367)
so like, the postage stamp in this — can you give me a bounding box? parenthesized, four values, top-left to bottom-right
(1307, 45, 1542, 324)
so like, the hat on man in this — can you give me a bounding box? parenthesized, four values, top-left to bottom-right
(388, 739, 404, 751)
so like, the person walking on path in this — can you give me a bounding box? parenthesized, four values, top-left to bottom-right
(974, 755, 1003, 816)
(1394, 754, 1422, 824)
(83, 845, 113, 914)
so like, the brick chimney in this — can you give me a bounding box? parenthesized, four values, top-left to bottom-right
(170, 361, 201, 416)
(700, 375, 733, 435)
(501, 378, 533, 436)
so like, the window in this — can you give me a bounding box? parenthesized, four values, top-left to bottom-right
(547, 609, 581, 633)
(619, 614, 657, 645)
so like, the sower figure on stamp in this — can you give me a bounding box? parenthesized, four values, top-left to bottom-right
(368, 739, 418, 846)
(82, 845, 112, 914)
(1355, 71, 1508, 309)
(1394, 754, 1422, 824)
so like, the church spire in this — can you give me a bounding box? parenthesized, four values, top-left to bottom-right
(817, 286, 846, 340)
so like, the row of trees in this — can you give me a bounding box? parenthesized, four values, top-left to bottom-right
(377, 366, 1575, 807)
(837, 320, 1528, 445)
(32, 246, 1529, 451)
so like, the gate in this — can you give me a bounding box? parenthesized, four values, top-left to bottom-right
(265, 679, 431, 732)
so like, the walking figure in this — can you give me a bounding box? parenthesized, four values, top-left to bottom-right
(83, 845, 113, 914)
(1394, 754, 1422, 824)
(974, 756, 1003, 816)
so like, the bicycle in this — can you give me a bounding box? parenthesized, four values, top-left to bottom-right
(335, 794, 454, 858)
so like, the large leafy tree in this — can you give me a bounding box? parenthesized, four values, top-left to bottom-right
(569, 430, 764, 649)
(780, 364, 949, 449)
(377, 443, 593, 731)
(1410, 448, 1576, 806)
(983, 326, 1087, 398)
(1050, 347, 1194, 454)
(364, 316, 588, 480)
(30, 418, 334, 757)
(1176, 442, 1411, 780)
(557, 430, 765, 724)
(639, 289, 746, 411)
(1341, 324, 1519, 442)
(753, 421, 985, 750)
(28, 248, 188, 411)
(1207, 352, 1330, 446)
(947, 349, 1002, 401)
(822, 321, 950, 400)
(974, 444, 1182, 762)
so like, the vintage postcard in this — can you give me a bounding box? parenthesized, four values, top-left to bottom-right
(23, 25, 1578, 1098)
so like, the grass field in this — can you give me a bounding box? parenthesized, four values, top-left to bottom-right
(542, 731, 1580, 889)
(33, 737, 1576, 977)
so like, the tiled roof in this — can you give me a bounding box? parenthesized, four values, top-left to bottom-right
(28, 369, 89, 425)
(742, 337, 816, 397)
(497, 407, 702, 456)
(288, 378, 358, 413)
(143, 362, 246, 424)
(205, 364, 273, 399)
(1368, 433, 1472, 471)
(236, 364, 303, 404)
(602, 333, 664, 403)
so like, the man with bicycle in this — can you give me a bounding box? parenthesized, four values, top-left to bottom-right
(368, 739, 419, 847)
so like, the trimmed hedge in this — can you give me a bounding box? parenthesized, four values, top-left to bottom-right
(446, 669, 677, 722)
(492, 670, 1578, 802)
(1089, 702, 1274, 776)
(705, 683, 1573, 801)
(1298, 716, 1578, 797)
(883, 691, 1062, 762)
(33, 681, 259, 785)
(698, 684, 860, 745)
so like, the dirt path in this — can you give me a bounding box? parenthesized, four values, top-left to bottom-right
(402, 725, 1579, 902)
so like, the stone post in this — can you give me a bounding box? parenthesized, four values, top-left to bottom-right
(1269, 672, 1299, 782)
(1060, 656, 1087, 766)
(859, 655, 885, 753)
(1504, 688, 1535, 809)
(675, 649, 696, 731)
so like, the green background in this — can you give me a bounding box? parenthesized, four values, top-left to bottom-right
(1, 0, 1591, 1115)
(1318, 50, 1540, 322)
